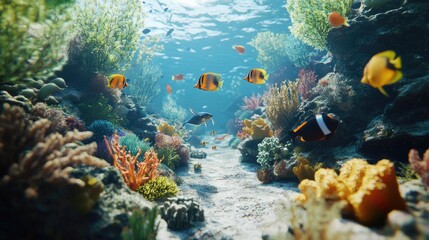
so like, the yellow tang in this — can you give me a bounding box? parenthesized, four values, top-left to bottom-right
(194, 72, 223, 91)
(361, 50, 403, 97)
(243, 68, 269, 84)
(107, 74, 129, 90)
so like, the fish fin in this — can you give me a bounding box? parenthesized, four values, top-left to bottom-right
(300, 137, 306, 142)
(293, 121, 307, 133)
(386, 71, 403, 85)
(189, 108, 197, 115)
(172, 75, 175, 80)
(343, 18, 350, 27)
(375, 50, 396, 60)
(211, 118, 215, 126)
(204, 122, 208, 127)
(264, 73, 270, 81)
(378, 87, 389, 97)
(390, 55, 402, 70)
(219, 81, 223, 88)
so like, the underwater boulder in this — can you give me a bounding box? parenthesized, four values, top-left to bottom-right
(19, 88, 37, 99)
(238, 138, 262, 163)
(49, 77, 68, 88)
(159, 197, 204, 230)
(190, 150, 207, 159)
(0, 91, 31, 111)
(37, 82, 64, 101)
(22, 78, 44, 89)
(44, 96, 59, 105)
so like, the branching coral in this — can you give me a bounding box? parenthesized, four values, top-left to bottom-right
(104, 133, 162, 191)
(161, 95, 187, 123)
(241, 94, 263, 111)
(243, 118, 273, 140)
(157, 122, 176, 136)
(69, 0, 144, 75)
(298, 69, 318, 100)
(119, 133, 151, 160)
(249, 31, 289, 71)
(408, 148, 429, 188)
(284, 34, 320, 68)
(296, 158, 407, 227)
(0, 1, 73, 83)
(256, 137, 285, 169)
(136, 176, 178, 201)
(264, 80, 300, 135)
(155, 133, 182, 150)
(286, 0, 354, 50)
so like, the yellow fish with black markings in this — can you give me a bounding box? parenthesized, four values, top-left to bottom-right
(107, 74, 129, 90)
(361, 50, 403, 97)
(243, 68, 269, 84)
(194, 72, 223, 91)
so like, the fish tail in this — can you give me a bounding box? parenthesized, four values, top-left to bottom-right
(264, 73, 270, 81)
(219, 81, 224, 88)
(343, 18, 350, 27)
(171, 75, 175, 80)
(378, 87, 389, 97)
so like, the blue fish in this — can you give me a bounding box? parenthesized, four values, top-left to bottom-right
(183, 109, 214, 127)
(166, 28, 174, 37)
(142, 28, 151, 34)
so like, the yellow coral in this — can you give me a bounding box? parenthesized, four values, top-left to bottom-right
(157, 122, 175, 136)
(296, 158, 407, 227)
(242, 118, 273, 140)
(292, 157, 321, 182)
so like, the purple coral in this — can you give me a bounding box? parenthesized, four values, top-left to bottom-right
(409, 148, 429, 188)
(241, 94, 262, 111)
(297, 69, 318, 100)
(155, 133, 182, 150)
(65, 115, 86, 131)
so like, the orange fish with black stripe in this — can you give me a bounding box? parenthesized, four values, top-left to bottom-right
(243, 68, 269, 84)
(107, 74, 129, 90)
(194, 72, 223, 91)
(289, 113, 340, 142)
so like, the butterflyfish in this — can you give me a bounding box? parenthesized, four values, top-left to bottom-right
(107, 74, 128, 90)
(243, 68, 269, 84)
(194, 72, 223, 91)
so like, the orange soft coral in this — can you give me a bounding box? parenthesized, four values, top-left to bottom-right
(242, 118, 273, 140)
(296, 158, 407, 227)
(104, 133, 162, 190)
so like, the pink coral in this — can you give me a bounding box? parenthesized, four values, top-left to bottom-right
(298, 69, 318, 100)
(65, 115, 86, 131)
(409, 148, 429, 188)
(241, 94, 263, 111)
(155, 133, 182, 150)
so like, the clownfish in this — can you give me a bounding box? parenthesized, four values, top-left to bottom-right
(243, 68, 269, 84)
(289, 114, 340, 142)
(107, 74, 129, 89)
(194, 72, 223, 91)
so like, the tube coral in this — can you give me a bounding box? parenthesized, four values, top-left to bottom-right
(104, 133, 162, 191)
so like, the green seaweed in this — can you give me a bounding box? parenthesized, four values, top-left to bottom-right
(122, 208, 160, 240)
(156, 147, 181, 170)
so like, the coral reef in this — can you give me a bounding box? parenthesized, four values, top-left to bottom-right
(137, 176, 178, 201)
(159, 197, 205, 230)
(273, 159, 297, 180)
(29, 102, 68, 134)
(104, 133, 161, 191)
(0, 0, 73, 83)
(241, 94, 263, 111)
(156, 147, 181, 170)
(78, 94, 123, 125)
(284, 34, 320, 68)
(65, 115, 86, 131)
(119, 133, 151, 161)
(286, 0, 353, 50)
(0, 104, 109, 238)
(408, 148, 429, 188)
(296, 158, 407, 227)
(293, 157, 322, 182)
(257, 168, 274, 184)
(121, 208, 160, 240)
(177, 145, 190, 165)
(157, 122, 176, 136)
(248, 31, 289, 71)
(87, 120, 115, 142)
(161, 96, 187, 123)
(256, 137, 288, 169)
(242, 118, 273, 140)
(297, 69, 318, 100)
(155, 133, 182, 150)
(264, 80, 300, 136)
(68, 0, 144, 76)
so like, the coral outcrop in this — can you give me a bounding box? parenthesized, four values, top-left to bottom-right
(296, 158, 407, 227)
(408, 148, 429, 188)
(157, 122, 176, 136)
(159, 197, 205, 230)
(256, 137, 289, 169)
(242, 118, 273, 140)
(293, 157, 322, 182)
(136, 176, 178, 201)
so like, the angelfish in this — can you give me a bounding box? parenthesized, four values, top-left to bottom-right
(183, 108, 214, 127)
(289, 113, 340, 142)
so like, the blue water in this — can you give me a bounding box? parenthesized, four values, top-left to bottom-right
(141, 0, 290, 130)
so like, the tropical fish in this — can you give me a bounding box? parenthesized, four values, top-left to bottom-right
(289, 114, 340, 142)
(194, 72, 223, 91)
(201, 141, 207, 146)
(210, 131, 216, 135)
(328, 12, 349, 28)
(142, 28, 151, 34)
(215, 134, 229, 141)
(166, 28, 174, 37)
(361, 50, 403, 97)
(243, 68, 269, 84)
(211, 146, 217, 150)
(166, 84, 173, 94)
(183, 108, 214, 127)
(164, 7, 168, 12)
(172, 74, 184, 81)
(107, 74, 128, 89)
(232, 45, 245, 54)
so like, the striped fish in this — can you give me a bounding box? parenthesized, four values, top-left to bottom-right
(107, 74, 128, 89)
(194, 72, 223, 91)
(289, 114, 340, 142)
(243, 68, 269, 84)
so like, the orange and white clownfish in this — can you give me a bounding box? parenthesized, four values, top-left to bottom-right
(289, 113, 340, 142)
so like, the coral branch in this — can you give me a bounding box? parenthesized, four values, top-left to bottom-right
(409, 148, 429, 188)
(241, 94, 262, 111)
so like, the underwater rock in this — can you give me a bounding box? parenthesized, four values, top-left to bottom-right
(37, 82, 64, 101)
(71, 166, 158, 239)
(0, 91, 31, 111)
(273, 159, 298, 180)
(22, 78, 44, 89)
(49, 77, 68, 88)
(190, 150, 207, 159)
(189, 229, 233, 240)
(387, 210, 416, 236)
(238, 138, 262, 163)
(327, 0, 429, 79)
(159, 197, 204, 230)
(44, 95, 59, 105)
